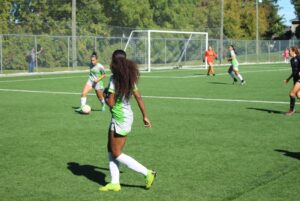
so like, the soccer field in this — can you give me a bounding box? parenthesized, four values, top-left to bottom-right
(1, 63, 300, 201)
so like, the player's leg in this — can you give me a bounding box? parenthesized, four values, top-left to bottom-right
(228, 66, 237, 83)
(75, 83, 92, 112)
(285, 82, 300, 115)
(210, 63, 215, 76)
(233, 68, 245, 85)
(100, 128, 123, 192)
(207, 65, 211, 76)
(94, 83, 106, 111)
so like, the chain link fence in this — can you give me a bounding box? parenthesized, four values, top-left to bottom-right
(0, 34, 298, 74)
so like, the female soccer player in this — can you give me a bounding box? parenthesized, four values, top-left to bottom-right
(99, 50, 156, 192)
(75, 51, 106, 112)
(283, 46, 300, 116)
(227, 45, 245, 85)
(203, 46, 218, 76)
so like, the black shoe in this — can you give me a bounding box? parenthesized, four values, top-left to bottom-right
(213, 74, 215, 76)
(233, 78, 238, 84)
(241, 80, 246, 85)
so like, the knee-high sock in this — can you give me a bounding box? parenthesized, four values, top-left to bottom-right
(80, 97, 87, 106)
(108, 152, 120, 184)
(290, 95, 296, 110)
(237, 73, 244, 81)
(116, 153, 148, 176)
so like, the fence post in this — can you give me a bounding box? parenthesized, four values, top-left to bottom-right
(245, 40, 247, 64)
(268, 41, 270, 63)
(164, 39, 167, 64)
(94, 36, 97, 51)
(35, 35, 38, 72)
(0, 35, 2, 74)
(67, 36, 70, 69)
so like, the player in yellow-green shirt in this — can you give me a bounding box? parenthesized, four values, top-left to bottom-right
(99, 50, 156, 192)
(227, 45, 245, 85)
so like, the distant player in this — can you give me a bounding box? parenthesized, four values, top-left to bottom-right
(99, 50, 156, 192)
(203, 46, 218, 76)
(283, 46, 300, 116)
(227, 45, 245, 85)
(75, 51, 106, 112)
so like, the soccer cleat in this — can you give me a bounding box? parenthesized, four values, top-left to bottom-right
(241, 80, 246, 85)
(74, 106, 83, 112)
(145, 170, 157, 190)
(101, 105, 106, 112)
(99, 183, 121, 192)
(232, 78, 238, 85)
(213, 74, 216, 76)
(284, 109, 295, 116)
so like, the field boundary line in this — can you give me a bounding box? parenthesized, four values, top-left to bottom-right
(0, 88, 297, 105)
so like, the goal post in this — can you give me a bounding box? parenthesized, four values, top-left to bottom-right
(124, 30, 208, 72)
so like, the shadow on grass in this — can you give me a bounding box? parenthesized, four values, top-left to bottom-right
(275, 149, 300, 161)
(67, 162, 145, 189)
(71, 106, 101, 114)
(247, 107, 284, 114)
(67, 162, 108, 186)
(208, 81, 230, 85)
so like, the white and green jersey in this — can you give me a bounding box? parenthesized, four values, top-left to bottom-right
(230, 50, 239, 67)
(89, 63, 105, 82)
(108, 75, 137, 135)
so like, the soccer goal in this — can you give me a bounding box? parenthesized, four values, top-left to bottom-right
(124, 30, 208, 72)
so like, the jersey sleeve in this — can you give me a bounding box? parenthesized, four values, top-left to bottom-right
(133, 83, 138, 92)
(213, 51, 218, 58)
(97, 64, 106, 75)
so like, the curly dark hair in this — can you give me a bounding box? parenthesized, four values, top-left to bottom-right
(110, 50, 140, 100)
(290, 46, 299, 56)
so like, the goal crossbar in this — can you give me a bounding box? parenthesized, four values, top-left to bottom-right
(124, 30, 208, 72)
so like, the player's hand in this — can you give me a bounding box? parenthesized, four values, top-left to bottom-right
(94, 77, 100, 83)
(143, 117, 151, 128)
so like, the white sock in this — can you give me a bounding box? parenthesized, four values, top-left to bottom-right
(80, 97, 87, 106)
(237, 73, 243, 81)
(116, 153, 148, 176)
(108, 152, 120, 184)
(229, 71, 236, 79)
(100, 99, 105, 106)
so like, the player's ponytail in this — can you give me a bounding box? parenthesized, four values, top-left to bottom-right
(230, 45, 237, 55)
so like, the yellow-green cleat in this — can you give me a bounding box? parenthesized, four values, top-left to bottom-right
(145, 170, 157, 190)
(99, 183, 121, 192)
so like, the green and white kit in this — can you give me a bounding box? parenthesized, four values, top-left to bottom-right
(230, 50, 239, 70)
(87, 63, 105, 90)
(107, 76, 138, 136)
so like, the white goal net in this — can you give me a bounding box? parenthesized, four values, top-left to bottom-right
(124, 30, 208, 71)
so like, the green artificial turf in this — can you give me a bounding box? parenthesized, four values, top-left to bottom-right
(1, 63, 299, 201)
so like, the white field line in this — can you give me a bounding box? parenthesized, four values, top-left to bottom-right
(141, 68, 289, 79)
(0, 75, 86, 83)
(0, 68, 289, 82)
(0, 88, 298, 105)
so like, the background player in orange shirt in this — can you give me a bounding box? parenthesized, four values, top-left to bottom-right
(203, 46, 218, 76)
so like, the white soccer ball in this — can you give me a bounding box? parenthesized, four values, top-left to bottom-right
(81, 104, 91, 114)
